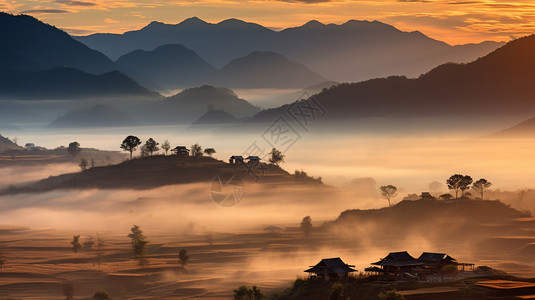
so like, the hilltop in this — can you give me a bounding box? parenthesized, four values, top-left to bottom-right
(1, 155, 320, 194)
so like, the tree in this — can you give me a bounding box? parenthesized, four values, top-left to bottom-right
(93, 288, 112, 300)
(234, 285, 263, 300)
(300, 216, 313, 238)
(268, 148, 285, 165)
(95, 234, 104, 269)
(179, 249, 190, 267)
(472, 178, 492, 200)
(71, 235, 82, 255)
(446, 174, 473, 198)
(380, 185, 397, 207)
(83, 237, 94, 253)
(191, 143, 203, 157)
(120, 135, 142, 160)
(162, 140, 171, 155)
(68, 142, 81, 158)
(79, 158, 88, 171)
(204, 148, 216, 157)
(439, 194, 452, 200)
(145, 138, 159, 156)
(128, 225, 148, 266)
(0, 245, 7, 269)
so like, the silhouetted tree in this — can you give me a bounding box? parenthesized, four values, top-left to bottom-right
(145, 138, 159, 155)
(95, 235, 104, 269)
(380, 185, 397, 207)
(83, 237, 94, 253)
(446, 174, 473, 198)
(93, 288, 111, 300)
(204, 148, 216, 157)
(300, 216, 313, 238)
(79, 158, 88, 171)
(120, 135, 142, 160)
(191, 143, 203, 157)
(162, 140, 171, 155)
(128, 225, 148, 266)
(71, 235, 82, 255)
(472, 178, 492, 200)
(179, 249, 190, 267)
(0, 246, 7, 269)
(68, 142, 81, 158)
(61, 281, 74, 300)
(439, 194, 452, 200)
(268, 148, 285, 165)
(234, 285, 264, 300)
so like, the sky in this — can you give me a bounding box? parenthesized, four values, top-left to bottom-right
(1, 1, 534, 45)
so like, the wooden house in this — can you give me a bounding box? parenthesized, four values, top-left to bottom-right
(246, 156, 261, 164)
(172, 146, 190, 157)
(229, 155, 244, 164)
(372, 251, 424, 278)
(417, 252, 458, 272)
(305, 257, 357, 281)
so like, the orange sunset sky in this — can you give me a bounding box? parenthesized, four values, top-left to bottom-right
(2, 0, 535, 44)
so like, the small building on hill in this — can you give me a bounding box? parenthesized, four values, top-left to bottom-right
(372, 251, 424, 278)
(172, 146, 190, 157)
(305, 257, 357, 281)
(264, 225, 282, 233)
(229, 155, 244, 164)
(420, 192, 435, 200)
(246, 156, 261, 164)
(417, 252, 457, 272)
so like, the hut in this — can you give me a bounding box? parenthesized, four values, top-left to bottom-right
(172, 146, 190, 157)
(264, 225, 282, 233)
(372, 251, 424, 278)
(420, 192, 435, 200)
(417, 252, 458, 272)
(229, 155, 244, 164)
(246, 156, 261, 164)
(305, 257, 357, 281)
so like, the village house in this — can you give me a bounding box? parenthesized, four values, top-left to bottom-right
(172, 146, 190, 157)
(229, 155, 244, 164)
(371, 251, 424, 279)
(246, 156, 261, 164)
(417, 252, 458, 272)
(304, 257, 357, 281)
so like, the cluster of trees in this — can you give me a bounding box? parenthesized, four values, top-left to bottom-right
(446, 174, 492, 200)
(119, 135, 216, 160)
(69, 235, 105, 268)
(379, 174, 493, 207)
(234, 285, 264, 300)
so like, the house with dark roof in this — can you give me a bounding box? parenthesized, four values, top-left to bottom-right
(229, 155, 244, 164)
(417, 252, 458, 272)
(172, 146, 190, 157)
(246, 156, 261, 164)
(305, 257, 357, 281)
(372, 251, 424, 278)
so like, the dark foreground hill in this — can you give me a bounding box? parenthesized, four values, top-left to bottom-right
(0, 134, 21, 152)
(0, 155, 317, 194)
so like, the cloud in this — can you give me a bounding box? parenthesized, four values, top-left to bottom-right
(55, 0, 97, 6)
(20, 9, 70, 14)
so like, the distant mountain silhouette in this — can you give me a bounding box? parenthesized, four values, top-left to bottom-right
(0, 66, 159, 99)
(116, 44, 217, 89)
(249, 35, 535, 121)
(77, 17, 503, 83)
(140, 85, 260, 124)
(49, 105, 135, 128)
(492, 117, 535, 137)
(208, 51, 326, 88)
(0, 12, 117, 74)
(191, 109, 238, 125)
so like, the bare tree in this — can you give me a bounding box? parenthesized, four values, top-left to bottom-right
(162, 140, 171, 155)
(472, 178, 492, 200)
(120, 135, 142, 160)
(71, 235, 82, 255)
(380, 185, 397, 207)
(191, 143, 203, 157)
(95, 234, 104, 269)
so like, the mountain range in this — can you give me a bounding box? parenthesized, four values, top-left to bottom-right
(77, 17, 504, 83)
(248, 35, 535, 121)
